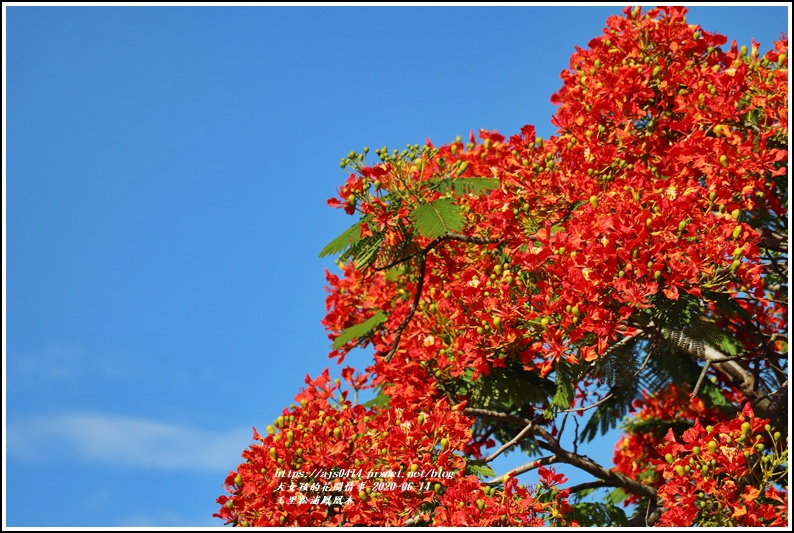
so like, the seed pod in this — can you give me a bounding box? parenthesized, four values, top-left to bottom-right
(456, 161, 469, 177)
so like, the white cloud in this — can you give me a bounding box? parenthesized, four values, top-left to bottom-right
(12, 342, 85, 380)
(7, 412, 253, 472)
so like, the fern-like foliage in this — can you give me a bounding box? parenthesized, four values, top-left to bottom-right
(373, 227, 421, 269)
(595, 337, 640, 388)
(332, 311, 387, 349)
(349, 235, 385, 270)
(429, 176, 499, 196)
(409, 198, 467, 239)
(568, 502, 628, 527)
(318, 218, 365, 258)
(544, 361, 587, 418)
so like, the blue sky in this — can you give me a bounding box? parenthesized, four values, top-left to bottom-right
(3, 3, 789, 527)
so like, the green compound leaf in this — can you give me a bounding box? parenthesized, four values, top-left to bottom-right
(409, 198, 467, 239)
(319, 219, 363, 258)
(431, 177, 499, 196)
(332, 311, 387, 350)
(466, 462, 497, 480)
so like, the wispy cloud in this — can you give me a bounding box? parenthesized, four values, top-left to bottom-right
(11, 342, 85, 380)
(9, 341, 137, 384)
(7, 412, 252, 472)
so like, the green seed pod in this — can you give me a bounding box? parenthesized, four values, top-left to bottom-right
(456, 161, 469, 177)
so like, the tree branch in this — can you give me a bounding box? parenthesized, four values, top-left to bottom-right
(568, 480, 611, 494)
(644, 323, 771, 412)
(487, 456, 558, 485)
(483, 420, 536, 463)
(759, 227, 788, 253)
(382, 238, 442, 362)
(464, 408, 659, 502)
(626, 504, 664, 527)
(563, 335, 651, 413)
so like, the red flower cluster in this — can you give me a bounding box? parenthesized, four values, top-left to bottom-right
(655, 404, 788, 526)
(214, 369, 576, 526)
(324, 5, 786, 384)
(218, 6, 787, 527)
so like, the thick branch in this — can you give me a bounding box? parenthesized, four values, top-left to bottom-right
(759, 227, 788, 253)
(763, 381, 788, 435)
(626, 504, 664, 527)
(568, 480, 611, 494)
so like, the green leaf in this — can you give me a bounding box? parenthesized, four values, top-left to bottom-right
(466, 462, 496, 480)
(319, 220, 363, 258)
(409, 198, 467, 239)
(349, 235, 383, 270)
(362, 390, 391, 409)
(579, 377, 641, 442)
(545, 372, 575, 418)
(606, 487, 628, 506)
(698, 378, 737, 416)
(431, 177, 499, 196)
(569, 502, 628, 527)
(332, 311, 387, 349)
(373, 227, 420, 269)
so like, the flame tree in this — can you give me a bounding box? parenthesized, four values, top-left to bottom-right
(216, 6, 788, 527)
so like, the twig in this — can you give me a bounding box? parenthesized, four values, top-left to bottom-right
(487, 456, 557, 485)
(642, 323, 769, 411)
(382, 239, 442, 362)
(691, 361, 712, 398)
(562, 337, 652, 413)
(380, 233, 499, 363)
(444, 234, 503, 246)
(483, 420, 536, 464)
(464, 407, 659, 502)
